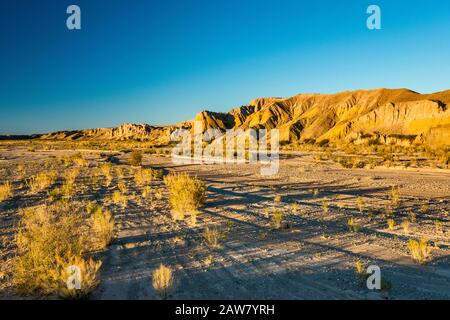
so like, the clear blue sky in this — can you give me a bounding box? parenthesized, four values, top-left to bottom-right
(1, 0, 450, 134)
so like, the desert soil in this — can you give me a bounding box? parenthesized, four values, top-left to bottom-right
(1, 146, 450, 299)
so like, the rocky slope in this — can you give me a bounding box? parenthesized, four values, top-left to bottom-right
(194, 88, 450, 147)
(37, 88, 450, 147)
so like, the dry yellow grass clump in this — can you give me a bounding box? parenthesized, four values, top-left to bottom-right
(347, 217, 361, 232)
(87, 203, 115, 249)
(203, 224, 222, 248)
(152, 264, 174, 299)
(71, 152, 88, 167)
(0, 181, 13, 202)
(13, 203, 102, 298)
(408, 238, 432, 264)
(134, 168, 153, 186)
(387, 219, 396, 231)
(270, 210, 284, 229)
(129, 150, 143, 167)
(64, 168, 80, 185)
(100, 163, 113, 186)
(164, 173, 206, 219)
(111, 190, 128, 207)
(26, 171, 57, 193)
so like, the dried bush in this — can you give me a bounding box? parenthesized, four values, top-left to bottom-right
(13, 203, 101, 298)
(152, 264, 174, 299)
(89, 204, 114, 249)
(164, 173, 206, 216)
(129, 150, 143, 167)
(111, 190, 128, 207)
(0, 181, 13, 202)
(26, 171, 57, 193)
(407, 238, 432, 264)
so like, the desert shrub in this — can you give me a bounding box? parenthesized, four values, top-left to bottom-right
(142, 186, 153, 199)
(134, 168, 153, 186)
(129, 150, 143, 167)
(111, 190, 128, 207)
(13, 204, 101, 298)
(387, 219, 395, 231)
(354, 261, 366, 282)
(71, 153, 88, 167)
(407, 238, 432, 264)
(270, 210, 284, 229)
(64, 168, 80, 185)
(89, 205, 114, 249)
(26, 171, 57, 193)
(117, 181, 128, 194)
(401, 220, 410, 234)
(354, 261, 392, 291)
(389, 185, 401, 206)
(203, 224, 222, 248)
(356, 197, 365, 214)
(336, 157, 354, 169)
(152, 264, 174, 299)
(164, 173, 206, 216)
(352, 159, 366, 168)
(151, 168, 164, 180)
(114, 167, 125, 179)
(100, 163, 113, 186)
(321, 201, 329, 214)
(347, 218, 361, 232)
(0, 181, 13, 202)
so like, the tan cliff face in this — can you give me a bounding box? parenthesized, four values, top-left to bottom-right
(193, 88, 450, 147)
(40, 123, 178, 145)
(37, 88, 450, 148)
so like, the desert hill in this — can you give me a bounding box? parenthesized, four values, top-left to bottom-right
(38, 88, 450, 147)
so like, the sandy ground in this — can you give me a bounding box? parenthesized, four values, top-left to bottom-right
(1, 146, 450, 299)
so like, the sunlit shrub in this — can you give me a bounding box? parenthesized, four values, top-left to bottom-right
(152, 264, 174, 299)
(13, 204, 101, 298)
(164, 173, 206, 216)
(0, 181, 13, 202)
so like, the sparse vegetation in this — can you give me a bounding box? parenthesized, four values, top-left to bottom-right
(0, 181, 13, 202)
(270, 210, 284, 229)
(387, 219, 395, 231)
(26, 171, 57, 193)
(347, 218, 361, 232)
(152, 264, 174, 299)
(13, 203, 101, 298)
(134, 168, 153, 186)
(89, 204, 115, 249)
(100, 163, 113, 186)
(321, 201, 330, 214)
(164, 173, 206, 217)
(203, 224, 222, 248)
(356, 197, 365, 214)
(129, 150, 143, 167)
(111, 190, 128, 207)
(389, 185, 401, 206)
(408, 238, 432, 264)
(401, 220, 411, 234)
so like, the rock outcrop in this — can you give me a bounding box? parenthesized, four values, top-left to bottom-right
(193, 88, 450, 147)
(37, 88, 450, 148)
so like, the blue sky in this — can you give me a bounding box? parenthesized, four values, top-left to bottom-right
(1, 0, 450, 134)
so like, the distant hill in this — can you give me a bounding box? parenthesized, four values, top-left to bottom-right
(35, 88, 450, 147)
